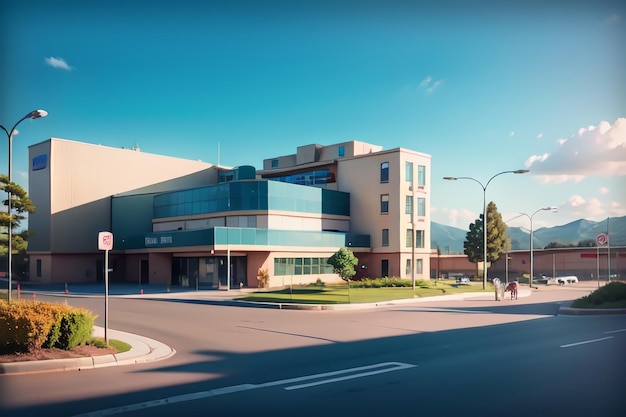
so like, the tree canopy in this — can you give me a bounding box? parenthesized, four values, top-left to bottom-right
(463, 201, 510, 264)
(0, 174, 35, 231)
(327, 247, 358, 282)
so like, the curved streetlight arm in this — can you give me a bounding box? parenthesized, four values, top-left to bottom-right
(443, 169, 528, 291)
(1, 110, 48, 139)
(518, 206, 558, 289)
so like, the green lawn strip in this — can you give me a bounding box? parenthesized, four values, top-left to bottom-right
(239, 281, 493, 304)
(90, 337, 132, 353)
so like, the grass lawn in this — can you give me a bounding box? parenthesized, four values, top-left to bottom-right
(238, 279, 492, 304)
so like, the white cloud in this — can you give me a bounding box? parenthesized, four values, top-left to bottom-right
(554, 194, 625, 223)
(435, 207, 477, 228)
(509, 131, 515, 137)
(525, 117, 626, 183)
(45, 56, 72, 71)
(599, 186, 610, 194)
(419, 76, 432, 88)
(419, 76, 443, 94)
(536, 133, 543, 139)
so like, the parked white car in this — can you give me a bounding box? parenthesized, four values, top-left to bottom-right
(543, 275, 578, 285)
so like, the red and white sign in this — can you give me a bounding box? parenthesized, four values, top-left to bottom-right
(595, 233, 608, 246)
(98, 231, 114, 251)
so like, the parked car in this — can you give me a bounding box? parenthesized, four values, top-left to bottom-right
(456, 275, 470, 284)
(543, 275, 578, 285)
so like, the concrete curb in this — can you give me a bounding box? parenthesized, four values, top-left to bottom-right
(229, 289, 533, 311)
(0, 326, 175, 375)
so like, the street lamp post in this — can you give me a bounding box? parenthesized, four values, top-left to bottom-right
(518, 206, 558, 289)
(1, 110, 48, 302)
(444, 169, 529, 290)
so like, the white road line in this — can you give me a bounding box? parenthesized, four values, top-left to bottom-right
(604, 329, 626, 334)
(560, 336, 613, 348)
(284, 362, 416, 390)
(73, 362, 416, 417)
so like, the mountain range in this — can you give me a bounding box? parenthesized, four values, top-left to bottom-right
(432, 216, 626, 254)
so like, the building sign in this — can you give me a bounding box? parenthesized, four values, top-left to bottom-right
(145, 235, 173, 246)
(32, 154, 47, 171)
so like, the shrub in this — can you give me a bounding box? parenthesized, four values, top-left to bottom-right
(257, 268, 270, 288)
(0, 300, 96, 353)
(571, 282, 626, 308)
(351, 277, 412, 288)
(0, 301, 59, 352)
(54, 308, 96, 350)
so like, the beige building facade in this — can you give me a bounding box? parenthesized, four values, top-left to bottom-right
(27, 138, 431, 287)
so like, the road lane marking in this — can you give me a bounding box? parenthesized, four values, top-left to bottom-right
(604, 329, 626, 334)
(284, 362, 416, 390)
(73, 362, 416, 417)
(560, 336, 613, 348)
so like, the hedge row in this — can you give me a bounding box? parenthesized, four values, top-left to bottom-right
(0, 300, 96, 353)
(350, 277, 431, 288)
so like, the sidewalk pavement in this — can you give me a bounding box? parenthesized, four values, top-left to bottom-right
(1, 283, 623, 375)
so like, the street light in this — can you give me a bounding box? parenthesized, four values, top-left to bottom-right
(1, 109, 48, 302)
(443, 169, 529, 290)
(518, 206, 558, 289)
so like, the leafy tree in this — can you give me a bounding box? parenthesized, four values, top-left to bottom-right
(486, 201, 510, 262)
(463, 201, 510, 271)
(577, 239, 596, 247)
(327, 247, 358, 282)
(1, 175, 35, 274)
(1, 174, 35, 232)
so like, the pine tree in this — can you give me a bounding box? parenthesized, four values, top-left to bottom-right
(463, 201, 510, 265)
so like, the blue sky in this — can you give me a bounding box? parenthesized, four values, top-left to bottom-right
(1, 0, 624, 231)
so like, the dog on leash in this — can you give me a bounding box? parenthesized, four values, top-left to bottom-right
(504, 281, 518, 300)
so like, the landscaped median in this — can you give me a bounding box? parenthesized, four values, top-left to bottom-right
(559, 281, 626, 315)
(236, 278, 495, 308)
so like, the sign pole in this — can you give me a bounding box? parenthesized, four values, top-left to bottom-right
(596, 232, 608, 286)
(607, 217, 611, 283)
(105, 247, 109, 345)
(98, 232, 114, 346)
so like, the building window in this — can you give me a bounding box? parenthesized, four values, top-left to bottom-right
(417, 197, 426, 216)
(405, 161, 413, 182)
(406, 229, 413, 248)
(271, 159, 279, 168)
(416, 259, 423, 274)
(418, 165, 426, 187)
(338, 146, 345, 157)
(406, 259, 411, 276)
(405, 195, 413, 214)
(415, 230, 424, 248)
(380, 194, 389, 213)
(36, 259, 42, 277)
(382, 229, 389, 246)
(274, 257, 334, 276)
(380, 162, 389, 183)
(381, 259, 389, 277)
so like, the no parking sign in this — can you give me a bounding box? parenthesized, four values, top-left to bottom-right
(596, 233, 608, 246)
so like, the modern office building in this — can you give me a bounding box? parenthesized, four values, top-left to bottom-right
(27, 138, 431, 288)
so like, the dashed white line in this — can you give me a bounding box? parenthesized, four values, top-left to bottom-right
(73, 362, 416, 417)
(560, 336, 613, 348)
(604, 328, 626, 334)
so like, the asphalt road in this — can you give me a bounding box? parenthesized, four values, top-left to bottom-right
(1, 284, 624, 417)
